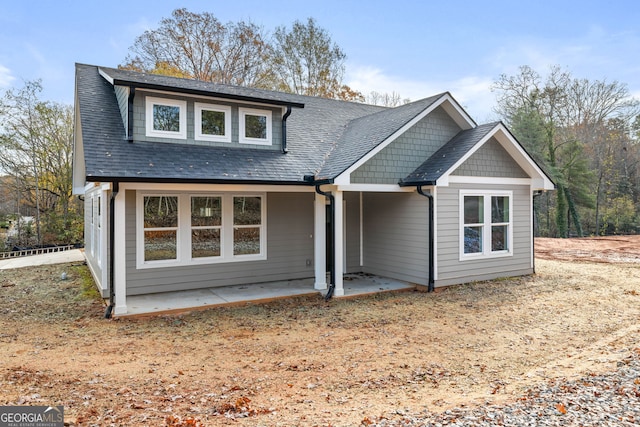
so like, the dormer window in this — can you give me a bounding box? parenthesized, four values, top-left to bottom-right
(146, 97, 186, 139)
(195, 103, 231, 142)
(239, 107, 272, 145)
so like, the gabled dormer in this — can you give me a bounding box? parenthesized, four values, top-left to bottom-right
(97, 67, 304, 153)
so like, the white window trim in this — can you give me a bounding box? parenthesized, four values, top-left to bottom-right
(136, 192, 266, 269)
(239, 107, 272, 145)
(194, 103, 231, 142)
(145, 96, 187, 139)
(459, 190, 513, 261)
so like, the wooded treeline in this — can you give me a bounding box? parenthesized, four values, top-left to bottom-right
(493, 65, 640, 236)
(1, 9, 639, 250)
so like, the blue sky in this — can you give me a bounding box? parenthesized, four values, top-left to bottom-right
(1, 0, 639, 121)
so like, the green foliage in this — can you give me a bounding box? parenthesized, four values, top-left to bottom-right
(600, 196, 638, 235)
(0, 81, 80, 245)
(72, 265, 102, 302)
(493, 65, 640, 237)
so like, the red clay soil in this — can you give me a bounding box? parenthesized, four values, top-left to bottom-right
(535, 235, 640, 264)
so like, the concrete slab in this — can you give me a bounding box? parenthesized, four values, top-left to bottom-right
(119, 274, 415, 317)
(0, 249, 85, 270)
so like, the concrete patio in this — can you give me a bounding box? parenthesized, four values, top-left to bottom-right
(118, 273, 416, 317)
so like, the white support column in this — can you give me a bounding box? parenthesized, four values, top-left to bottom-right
(113, 189, 128, 315)
(333, 190, 344, 296)
(314, 192, 327, 290)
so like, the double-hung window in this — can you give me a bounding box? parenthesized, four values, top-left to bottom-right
(137, 193, 266, 268)
(195, 103, 231, 142)
(239, 107, 272, 145)
(145, 97, 187, 139)
(460, 191, 512, 259)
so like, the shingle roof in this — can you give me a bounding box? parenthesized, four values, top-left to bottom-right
(76, 64, 464, 185)
(401, 122, 499, 185)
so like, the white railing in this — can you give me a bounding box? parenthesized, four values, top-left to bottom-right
(0, 245, 76, 259)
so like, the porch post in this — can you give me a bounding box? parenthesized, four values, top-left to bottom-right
(314, 191, 327, 290)
(333, 190, 344, 296)
(113, 189, 127, 315)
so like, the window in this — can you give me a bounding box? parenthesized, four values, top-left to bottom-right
(142, 196, 179, 262)
(137, 193, 265, 268)
(239, 107, 272, 145)
(145, 97, 187, 139)
(195, 103, 231, 142)
(460, 191, 512, 259)
(191, 196, 222, 258)
(233, 196, 262, 255)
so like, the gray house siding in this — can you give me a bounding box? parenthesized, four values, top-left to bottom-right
(124, 191, 315, 295)
(452, 137, 529, 178)
(132, 91, 283, 150)
(114, 85, 129, 133)
(362, 192, 429, 285)
(344, 192, 362, 273)
(435, 183, 532, 287)
(352, 107, 461, 184)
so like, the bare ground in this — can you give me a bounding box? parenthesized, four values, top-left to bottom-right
(0, 236, 639, 426)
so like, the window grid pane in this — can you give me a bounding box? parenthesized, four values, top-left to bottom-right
(201, 110, 225, 136)
(234, 227, 260, 255)
(464, 226, 482, 254)
(464, 196, 483, 224)
(244, 114, 267, 139)
(191, 197, 222, 226)
(491, 225, 508, 251)
(144, 196, 178, 228)
(153, 105, 180, 132)
(491, 196, 509, 223)
(144, 230, 177, 261)
(234, 197, 261, 225)
(192, 229, 221, 258)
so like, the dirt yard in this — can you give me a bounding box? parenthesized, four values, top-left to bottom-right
(1, 236, 639, 426)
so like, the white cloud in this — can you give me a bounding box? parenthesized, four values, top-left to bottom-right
(346, 65, 497, 121)
(0, 64, 16, 88)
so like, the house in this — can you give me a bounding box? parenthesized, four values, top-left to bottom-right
(73, 63, 554, 317)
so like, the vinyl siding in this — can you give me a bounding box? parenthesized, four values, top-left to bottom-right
(344, 192, 362, 273)
(362, 192, 429, 285)
(452, 137, 529, 178)
(435, 183, 532, 287)
(352, 106, 461, 184)
(133, 91, 283, 150)
(124, 191, 314, 295)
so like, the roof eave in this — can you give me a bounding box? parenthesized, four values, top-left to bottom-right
(105, 75, 305, 109)
(85, 176, 311, 186)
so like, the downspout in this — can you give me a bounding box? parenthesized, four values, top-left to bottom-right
(104, 181, 119, 318)
(417, 186, 435, 292)
(127, 87, 135, 143)
(281, 106, 292, 153)
(315, 184, 335, 300)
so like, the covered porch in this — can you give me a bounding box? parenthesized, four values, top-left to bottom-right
(114, 274, 415, 317)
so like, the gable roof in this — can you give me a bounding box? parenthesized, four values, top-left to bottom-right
(75, 63, 551, 191)
(401, 122, 555, 190)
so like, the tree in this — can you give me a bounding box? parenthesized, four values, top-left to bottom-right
(0, 81, 81, 246)
(269, 17, 363, 101)
(493, 65, 638, 237)
(121, 8, 272, 87)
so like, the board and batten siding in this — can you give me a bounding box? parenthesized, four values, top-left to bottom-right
(435, 183, 532, 287)
(362, 192, 429, 285)
(351, 106, 461, 185)
(124, 191, 315, 295)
